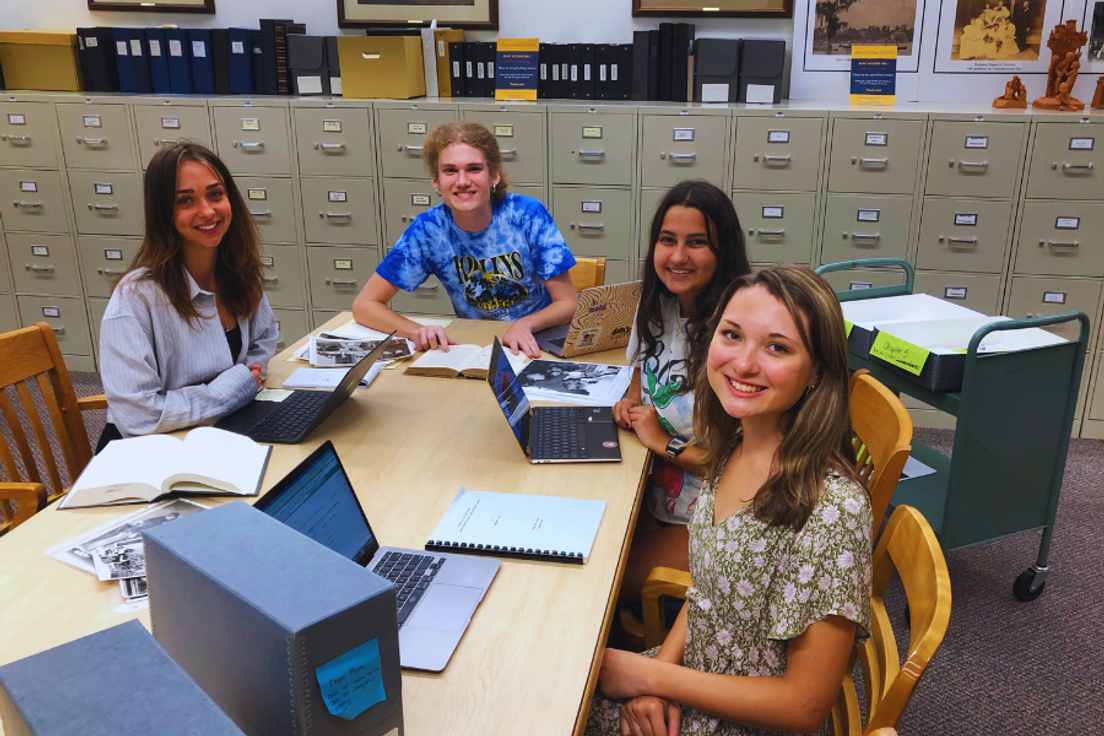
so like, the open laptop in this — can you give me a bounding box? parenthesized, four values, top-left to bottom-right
(214, 332, 395, 444)
(254, 440, 499, 672)
(534, 281, 642, 358)
(487, 338, 621, 463)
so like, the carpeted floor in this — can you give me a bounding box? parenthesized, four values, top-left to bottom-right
(19, 373, 1104, 734)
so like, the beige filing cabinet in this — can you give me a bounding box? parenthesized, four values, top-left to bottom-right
(301, 177, 379, 246)
(1, 291, 20, 333)
(131, 98, 213, 169)
(271, 307, 310, 352)
(380, 178, 440, 247)
(238, 177, 301, 245)
(733, 109, 825, 193)
(0, 99, 61, 169)
(260, 243, 307, 309)
(293, 102, 376, 178)
(638, 106, 730, 189)
(68, 170, 143, 237)
(17, 294, 94, 371)
(6, 233, 81, 296)
(462, 103, 548, 188)
(56, 98, 137, 172)
(735, 191, 817, 266)
(1024, 117, 1104, 201)
(78, 236, 139, 299)
(0, 169, 69, 233)
(375, 101, 459, 180)
(211, 100, 293, 177)
(550, 104, 637, 187)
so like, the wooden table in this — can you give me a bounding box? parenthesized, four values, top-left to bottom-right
(0, 316, 650, 736)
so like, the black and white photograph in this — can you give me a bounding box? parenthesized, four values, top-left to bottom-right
(309, 334, 413, 367)
(800, 0, 926, 73)
(120, 577, 149, 601)
(934, 0, 1063, 72)
(92, 540, 146, 582)
(1088, 1, 1104, 62)
(516, 360, 634, 406)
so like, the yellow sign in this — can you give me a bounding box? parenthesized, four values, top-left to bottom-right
(869, 332, 929, 376)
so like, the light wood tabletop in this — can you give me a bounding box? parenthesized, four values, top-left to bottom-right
(0, 315, 650, 736)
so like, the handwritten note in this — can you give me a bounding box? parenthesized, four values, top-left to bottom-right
(315, 638, 387, 721)
(869, 332, 929, 376)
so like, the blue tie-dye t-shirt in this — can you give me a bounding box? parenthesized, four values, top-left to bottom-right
(375, 193, 577, 321)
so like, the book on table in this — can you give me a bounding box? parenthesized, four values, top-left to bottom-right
(404, 343, 529, 379)
(59, 427, 271, 509)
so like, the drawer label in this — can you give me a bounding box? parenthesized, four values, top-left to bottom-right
(964, 136, 989, 149)
(1069, 137, 1095, 151)
(673, 128, 695, 142)
(869, 332, 929, 376)
(323, 120, 343, 133)
(247, 188, 267, 200)
(83, 115, 102, 128)
(1055, 216, 1080, 230)
(8, 113, 26, 125)
(261, 255, 275, 267)
(865, 132, 888, 146)
(768, 129, 790, 143)
(19, 180, 38, 193)
(42, 306, 60, 318)
(328, 190, 348, 202)
(581, 200, 602, 213)
(954, 212, 978, 226)
(241, 118, 260, 131)
(762, 206, 784, 219)
(582, 126, 603, 139)
(407, 122, 427, 134)
(104, 249, 123, 260)
(494, 125, 514, 138)
(411, 193, 432, 206)
(31, 245, 49, 257)
(1043, 291, 1067, 304)
(944, 286, 968, 299)
(94, 183, 113, 195)
(334, 259, 353, 270)
(850, 280, 873, 290)
(161, 117, 180, 129)
(857, 209, 880, 222)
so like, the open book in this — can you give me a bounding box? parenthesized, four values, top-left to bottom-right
(404, 344, 530, 379)
(59, 427, 272, 509)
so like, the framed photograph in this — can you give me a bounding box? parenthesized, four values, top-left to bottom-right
(934, 0, 1067, 73)
(1082, 0, 1104, 71)
(338, 0, 498, 29)
(632, 0, 793, 19)
(86, 0, 214, 12)
(803, 0, 927, 73)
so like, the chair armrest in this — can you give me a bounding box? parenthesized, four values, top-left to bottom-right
(78, 394, 108, 412)
(641, 567, 692, 649)
(0, 482, 48, 535)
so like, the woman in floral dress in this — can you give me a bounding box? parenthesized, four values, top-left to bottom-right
(588, 265, 873, 736)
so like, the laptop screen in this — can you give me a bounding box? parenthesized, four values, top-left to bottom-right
(256, 443, 377, 565)
(488, 339, 530, 447)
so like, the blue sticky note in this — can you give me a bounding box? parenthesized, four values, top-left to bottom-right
(314, 638, 387, 721)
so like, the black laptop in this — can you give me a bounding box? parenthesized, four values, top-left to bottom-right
(487, 338, 621, 463)
(214, 332, 394, 444)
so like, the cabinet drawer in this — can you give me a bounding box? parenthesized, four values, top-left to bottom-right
(271, 308, 309, 353)
(312, 310, 343, 330)
(133, 103, 212, 170)
(913, 271, 1002, 315)
(510, 183, 545, 205)
(237, 177, 298, 245)
(17, 294, 92, 355)
(377, 107, 457, 179)
(88, 297, 108, 354)
(925, 121, 1025, 198)
(820, 194, 913, 264)
(733, 115, 823, 192)
(78, 236, 140, 299)
(604, 259, 633, 286)
(57, 102, 136, 171)
(0, 169, 69, 233)
(381, 179, 440, 246)
(639, 114, 727, 189)
(462, 108, 546, 185)
(1014, 201, 1104, 277)
(305, 246, 378, 310)
(828, 118, 923, 194)
(916, 198, 1012, 274)
(68, 171, 143, 236)
(1006, 276, 1101, 346)
(732, 191, 816, 265)
(819, 267, 907, 294)
(6, 233, 81, 296)
(211, 106, 292, 176)
(391, 275, 454, 316)
(1086, 354, 1104, 421)
(294, 107, 375, 178)
(552, 186, 632, 259)
(0, 101, 59, 168)
(302, 177, 379, 246)
(1026, 122, 1104, 201)
(550, 111, 635, 186)
(0, 294, 17, 333)
(637, 188, 665, 260)
(261, 243, 306, 308)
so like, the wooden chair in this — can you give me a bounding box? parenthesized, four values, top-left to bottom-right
(0, 323, 106, 533)
(568, 257, 606, 292)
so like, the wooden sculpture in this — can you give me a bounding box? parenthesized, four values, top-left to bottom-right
(994, 75, 1028, 108)
(1093, 76, 1104, 109)
(1034, 20, 1089, 110)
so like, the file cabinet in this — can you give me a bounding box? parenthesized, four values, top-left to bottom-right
(380, 178, 439, 247)
(1013, 201, 1104, 277)
(17, 294, 94, 371)
(271, 307, 309, 352)
(1005, 276, 1103, 347)
(67, 170, 143, 236)
(131, 98, 213, 169)
(237, 177, 300, 245)
(375, 102, 458, 180)
(211, 100, 293, 176)
(1025, 119, 1104, 201)
(293, 103, 375, 178)
(0, 169, 69, 233)
(733, 191, 817, 265)
(915, 197, 1013, 274)
(733, 111, 824, 193)
(924, 120, 1026, 198)
(260, 243, 307, 309)
(638, 107, 729, 189)
(6, 232, 81, 296)
(821, 193, 914, 264)
(305, 245, 378, 311)
(462, 104, 547, 188)
(1, 292, 19, 333)
(78, 235, 139, 299)
(550, 105, 637, 186)
(56, 99, 137, 171)
(301, 177, 379, 246)
(0, 100, 60, 169)
(828, 115, 925, 195)
(913, 271, 1002, 316)
(88, 296, 108, 355)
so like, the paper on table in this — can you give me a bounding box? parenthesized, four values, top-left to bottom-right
(315, 637, 387, 721)
(516, 360, 633, 407)
(282, 361, 385, 390)
(328, 316, 454, 339)
(900, 455, 938, 481)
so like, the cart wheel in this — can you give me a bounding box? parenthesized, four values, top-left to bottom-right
(1013, 569, 1046, 602)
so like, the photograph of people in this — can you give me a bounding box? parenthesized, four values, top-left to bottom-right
(352, 120, 578, 358)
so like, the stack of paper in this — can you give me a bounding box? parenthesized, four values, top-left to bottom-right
(516, 360, 633, 406)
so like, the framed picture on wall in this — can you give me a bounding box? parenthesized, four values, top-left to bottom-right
(87, 0, 214, 12)
(632, 0, 792, 19)
(338, 0, 498, 29)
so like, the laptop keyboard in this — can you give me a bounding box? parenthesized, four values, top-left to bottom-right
(246, 390, 330, 442)
(535, 407, 591, 460)
(371, 551, 446, 627)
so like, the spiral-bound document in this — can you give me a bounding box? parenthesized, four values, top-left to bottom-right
(425, 488, 606, 564)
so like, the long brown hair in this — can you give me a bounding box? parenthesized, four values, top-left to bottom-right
(122, 142, 264, 325)
(423, 120, 510, 201)
(693, 265, 863, 531)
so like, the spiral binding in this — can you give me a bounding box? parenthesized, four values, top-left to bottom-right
(425, 539, 585, 564)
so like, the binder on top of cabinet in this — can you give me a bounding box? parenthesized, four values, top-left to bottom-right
(211, 28, 231, 95)
(672, 23, 694, 103)
(112, 27, 152, 94)
(463, 40, 481, 97)
(538, 42, 551, 98)
(227, 27, 252, 94)
(433, 28, 463, 97)
(657, 23, 674, 101)
(76, 28, 120, 93)
(738, 39, 785, 104)
(187, 28, 215, 95)
(258, 19, 290, 95)
(278, 23, 306, 95)
(608, 43, 632, 100)
(483, 41, 496, 96)
(163, 27, 193, 94)
(567, 43, 582, 99)
(693, 38, 740, 102)
(326, 36, 341, 95)
(581, 43, 597, 100)
(448, 40, 466, 97)
(287, 34, 329, 95)
(145, 28, 172, 94)
(249, 30, 264, 95)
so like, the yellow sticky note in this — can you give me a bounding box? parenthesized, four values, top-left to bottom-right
(869, 332, 929, 376)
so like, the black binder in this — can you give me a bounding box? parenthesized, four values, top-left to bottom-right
(567, 43, 582, 99)
(738, 39, 785, 103)
(484, 41, 497, 97)
(672, 23, 694, 103)
(77, 28, 120, 93)
(250, 31, 265, 96)
(632, 31, 650, 101)
(596, 44, 613, 100)
(464, 40, 481, 97)
(448, 41, 466, 97)
(581, 44, 597, 100)
(287, 34, 329, 95)
(693, 38, 740, 103)
(538, 43, 550, 99)
(614, 43, 633, 100)
(658, 23, 674, 101)
(212, 29, 231, 95)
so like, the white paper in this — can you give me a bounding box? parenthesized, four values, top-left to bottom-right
(745, 84, 775, 104)
(231, 41, 245, 54)
(116, 41, 128, 56)
(169, 39, 183, 57)
(701, 83, 729, 102)
(515, 360, 633, 407)
(331, 76, 343, 95)
(283, 363, 384, 389)
(900, 455, 937, 481)
(192, 40, 206, 58)
(297, 76, 323, 95)
(149, 39, 162, 56)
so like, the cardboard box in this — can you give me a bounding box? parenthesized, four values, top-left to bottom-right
(0, 30, 82, 92)
(144, 502, 403, 736)
(338, 36, 425, 99)
(841, 294, 986, 359)
(0, 621, 247, 736)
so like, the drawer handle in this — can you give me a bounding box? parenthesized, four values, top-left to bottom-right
(851, 232, 881, 242)
(3, 135, 32, 144)
(51, 326, 66, 336)
(263, 276, 279, 284)
(758, 229, 786, 238)
(1045, 240, 1079, 249)
(323, 212, 352, 220)
(25, 264, 55, 273)
(326, 278, 358, 287)
(578, 150, 605, 158)
(405, 145, 424, 152)
(668, 153, 696, 161)
(315, 142, 347, 151)
(577, 223, 605, 232)
(1062, 163, 1094, 171)
(77, 137, 106, 146)
(958, 160, 988, 169)
(859, 157, 889, 167)
(13, 201, 42, 210)
(276, 340, 287, 349)
(91, 203, 119, 212)
(98, 268, 124, 276)
(501, 148, 518, 156)
(415, 284, 439, 293)
(763, 155, 791, 165)
(250, 210, 272, 218)
(947, 237, 978, 246)
(236, 141, 265, 150)
(154, 138, 184, 146)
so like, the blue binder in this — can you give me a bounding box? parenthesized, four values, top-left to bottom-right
(164, 27, 193, 94)
(188, 28, 215, 95)
(146, 28, 172, 94)
(111, 28, 137, 93)
(228, 27, 253, 94)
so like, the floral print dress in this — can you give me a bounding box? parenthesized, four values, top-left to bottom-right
(587, 471, 873, 736)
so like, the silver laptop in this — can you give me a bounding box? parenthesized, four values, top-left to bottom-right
(535, 281, 642, 357)
(254, 440, 499, 672)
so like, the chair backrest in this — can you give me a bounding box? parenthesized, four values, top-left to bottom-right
(831, 504, 952, 735)
(568, 257, 606, 292)
(0, 323, 93, 504)
(849, 369, 913, 529)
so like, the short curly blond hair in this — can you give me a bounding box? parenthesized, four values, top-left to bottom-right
(423, 120, 510, 201)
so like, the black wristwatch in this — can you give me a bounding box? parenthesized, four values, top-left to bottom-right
(665, 436, 689, 458)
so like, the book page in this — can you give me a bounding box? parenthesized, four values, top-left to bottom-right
(470, 344, 531, 375)
(169, 427, 272, 496)
(62, 435, 189, 508)
(408, 344, 484, 373)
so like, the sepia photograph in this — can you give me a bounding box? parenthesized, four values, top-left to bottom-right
(339, 0, 496, 29)
(813, 0, 919, 56)
(950, 0, 1046, 61)
(1089, 1, 1104, 62)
